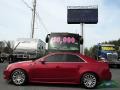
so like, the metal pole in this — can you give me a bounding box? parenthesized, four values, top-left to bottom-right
(81, 23, 84, 55)
(31, 0, 36, 38)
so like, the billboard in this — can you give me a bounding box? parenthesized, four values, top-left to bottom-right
(67, 6, 98, 24)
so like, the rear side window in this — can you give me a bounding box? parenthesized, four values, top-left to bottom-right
(65, 54, 84, 62)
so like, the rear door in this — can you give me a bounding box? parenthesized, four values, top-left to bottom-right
(57, 54, 85, 82)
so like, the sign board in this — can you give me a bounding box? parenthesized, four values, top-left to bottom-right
(67, 6, 98, 24)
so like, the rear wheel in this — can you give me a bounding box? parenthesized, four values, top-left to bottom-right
(11, 69, 27, 85)
(81, 73, 98, 89)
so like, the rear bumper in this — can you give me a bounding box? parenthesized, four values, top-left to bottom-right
(100, 70, 112, 81)
(105, 71, 112, 80)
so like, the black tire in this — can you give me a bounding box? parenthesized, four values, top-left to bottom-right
(81, 73, 98, 89)
(11, 69, 27, 86)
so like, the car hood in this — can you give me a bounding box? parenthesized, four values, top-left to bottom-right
(16, 60, 33, 63)
(11, 60, 33, 66)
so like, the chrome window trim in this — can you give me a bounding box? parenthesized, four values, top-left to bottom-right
(44, 53, 87, 63)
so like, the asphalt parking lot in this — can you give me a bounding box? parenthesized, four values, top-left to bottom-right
(0, 63, 120, 90)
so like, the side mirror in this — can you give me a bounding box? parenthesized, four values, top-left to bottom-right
(45, 34, 50, 43)
(40, 60, 45, 64)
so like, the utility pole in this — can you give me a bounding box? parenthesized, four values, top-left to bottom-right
(81, 23, 84, 55)
(31, 0, 36, 38)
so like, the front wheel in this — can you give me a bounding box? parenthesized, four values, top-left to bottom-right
(11, 69, 27, 85)
(81, 73, 98, 89)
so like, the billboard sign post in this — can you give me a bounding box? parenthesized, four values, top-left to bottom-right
(67, 5, 98, 54)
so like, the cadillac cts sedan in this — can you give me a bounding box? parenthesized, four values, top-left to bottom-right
(4, 52, 111, 89)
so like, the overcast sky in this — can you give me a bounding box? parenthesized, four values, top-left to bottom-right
(0, 0, 120, 48)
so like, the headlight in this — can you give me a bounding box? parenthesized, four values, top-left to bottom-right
(113, 53, 118, 55)
(100, 57, 106, 60)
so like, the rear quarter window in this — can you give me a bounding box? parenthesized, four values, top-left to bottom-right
(65, 54, 84, 62)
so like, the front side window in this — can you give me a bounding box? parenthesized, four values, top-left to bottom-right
(45, 54, 66, 62)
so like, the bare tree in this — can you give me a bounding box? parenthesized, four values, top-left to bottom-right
(3, 41, 14, 54)
(0, 41, 5, 53)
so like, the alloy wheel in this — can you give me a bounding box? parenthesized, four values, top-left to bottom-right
(82, 73, 97, 88)
(11, 69, 26, 85)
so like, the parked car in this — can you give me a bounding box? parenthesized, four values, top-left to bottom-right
(3, 52, 111, 89)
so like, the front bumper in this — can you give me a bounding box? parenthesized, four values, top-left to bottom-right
(3, 70, 11, 80)
(108, 61, 120, 65)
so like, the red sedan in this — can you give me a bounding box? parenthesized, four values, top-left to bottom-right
(4, 52, 111, 89)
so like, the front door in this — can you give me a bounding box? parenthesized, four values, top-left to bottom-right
(30, 54, 64, 82)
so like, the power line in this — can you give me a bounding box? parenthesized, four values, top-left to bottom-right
(35, 12, 49, 33)
(21, 0, 49, 37)
(21, 0, 33, 10)
(21, 0, 36, 38)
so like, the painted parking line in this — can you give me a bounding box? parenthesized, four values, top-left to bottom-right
(97, 80, 120, 89)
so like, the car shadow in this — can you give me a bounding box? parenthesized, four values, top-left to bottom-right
(27, 83, 82, 88)
(25, 80, 120, 89)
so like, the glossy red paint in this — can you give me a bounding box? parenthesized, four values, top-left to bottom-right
(3, 52, 111, 85)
